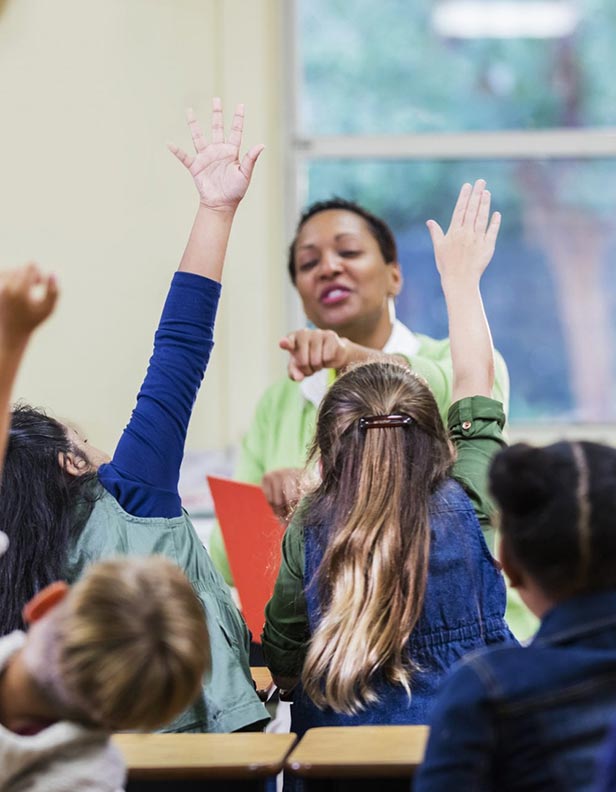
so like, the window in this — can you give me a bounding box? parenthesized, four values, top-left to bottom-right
(289, 0, 616, 424)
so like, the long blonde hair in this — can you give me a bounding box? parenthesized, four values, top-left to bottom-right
(301, 362, 454, 714)
(46, 557, 209, 730)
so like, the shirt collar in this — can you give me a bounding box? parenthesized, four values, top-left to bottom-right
(532, 590, 616, 647)
(299, 320, 420, 408)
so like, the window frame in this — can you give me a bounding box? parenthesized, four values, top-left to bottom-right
(284, 0, 616, 440)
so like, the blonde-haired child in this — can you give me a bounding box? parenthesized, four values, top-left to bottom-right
(0, 555, 210, 791)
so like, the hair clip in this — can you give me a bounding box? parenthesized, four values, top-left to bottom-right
(359, 414, 413, 430)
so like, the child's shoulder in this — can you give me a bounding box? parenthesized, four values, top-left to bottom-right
(451, 640, 562, 704)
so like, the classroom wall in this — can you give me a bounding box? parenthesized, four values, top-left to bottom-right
(0, 0, 286, 452)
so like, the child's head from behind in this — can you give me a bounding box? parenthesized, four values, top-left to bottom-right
(313, 360, 453, 494)
(23, 556, 209, 731)
(490, 441, 616, 603)
(302, 361, 454, 714)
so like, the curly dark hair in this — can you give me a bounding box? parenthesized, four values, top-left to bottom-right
(0, 404, 100, 634)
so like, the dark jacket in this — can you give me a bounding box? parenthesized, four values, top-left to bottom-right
(415, 590, 616, 791)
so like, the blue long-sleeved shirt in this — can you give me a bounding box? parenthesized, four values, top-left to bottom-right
(97, 271, 221, 517)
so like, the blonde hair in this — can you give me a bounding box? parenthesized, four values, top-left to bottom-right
(54, 556, 209, 730)
(301, 362, 454, 714)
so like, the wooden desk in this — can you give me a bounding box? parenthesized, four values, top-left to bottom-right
(114, 732, 296, 791)
(285, 725, 428, 791)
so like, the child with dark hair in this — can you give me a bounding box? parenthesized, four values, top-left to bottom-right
(0, 98, 269, 734)
(415, 440, 616, 791)
(0, 263, 57, 554)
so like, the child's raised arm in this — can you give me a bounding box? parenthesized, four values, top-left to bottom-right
(0, 264, 57, 470)
(426, 180, 501, 403)
(169, 98, 264, 281)
(98, 99, 264, 518)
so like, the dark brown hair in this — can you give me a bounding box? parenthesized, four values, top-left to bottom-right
(490, 441, 616, 598)
(287, 197, 398, 284)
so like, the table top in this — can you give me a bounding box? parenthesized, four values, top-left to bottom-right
(113, 732, 297, 780)
(285, 725, 429, 778)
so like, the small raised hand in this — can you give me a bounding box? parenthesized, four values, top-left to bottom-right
(168, 97, 264, 212)
(0, 263, 58, 343)
(426, 180, 500, 401)
(426, 179, 501, 283)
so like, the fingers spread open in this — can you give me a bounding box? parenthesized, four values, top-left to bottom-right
(167, 142, 194, 169)
(464, 178, 486, 227)
(211, 96, 224, 144)
(186, 107, 207, 153)
(485, 210, 502, 248)
(447, 182, 472, 233)
(227, 103, 245, 148)
(475, 190, 491, 235)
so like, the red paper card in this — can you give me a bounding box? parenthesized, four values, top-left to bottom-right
(207, 476, 285, 642)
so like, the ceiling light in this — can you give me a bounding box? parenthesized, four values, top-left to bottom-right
(432, 1, 580, 38)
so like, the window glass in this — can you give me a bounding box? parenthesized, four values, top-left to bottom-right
(306, 158, 616, 422)
(298, 0, 616, 134)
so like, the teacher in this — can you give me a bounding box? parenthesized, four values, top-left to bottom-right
(210, 195, 509, 584)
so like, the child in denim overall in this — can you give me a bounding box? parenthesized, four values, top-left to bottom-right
(262, 180, 516, 737)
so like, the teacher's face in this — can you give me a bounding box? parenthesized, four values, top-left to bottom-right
(292, 209, 402, 342)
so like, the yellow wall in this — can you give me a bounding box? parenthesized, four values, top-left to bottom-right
(0, 0, 286, 451)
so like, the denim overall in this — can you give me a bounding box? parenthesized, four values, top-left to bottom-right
(291, 478, 516, 736)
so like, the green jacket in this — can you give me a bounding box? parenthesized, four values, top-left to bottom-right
(67, 489, 269, 734)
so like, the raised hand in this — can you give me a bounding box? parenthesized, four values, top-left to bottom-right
(0, 263, 58, 344)
(168, 97, 264, 212)
(426, 180, 499, 401)
(426, 179, 501, 284)
(0, 263, 58, 485)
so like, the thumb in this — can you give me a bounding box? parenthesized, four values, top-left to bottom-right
(288, 360, 304, 382)
(240, 144, 265, 182)
(426, 220, 445, 247)
(279, 333, 296, 352)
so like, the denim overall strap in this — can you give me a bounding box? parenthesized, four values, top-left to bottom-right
(294, 478, 514, 736)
